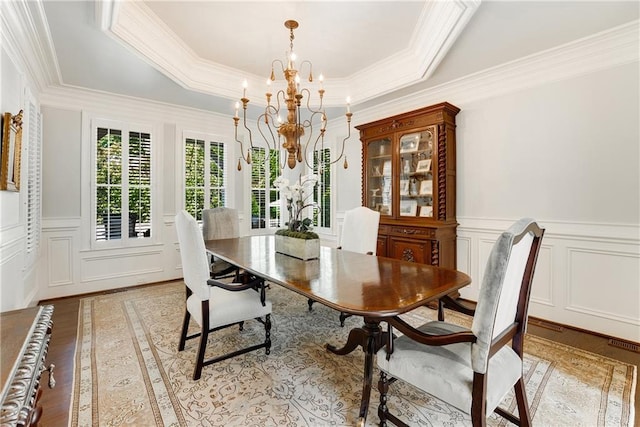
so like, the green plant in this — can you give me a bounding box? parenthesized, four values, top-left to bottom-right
(274, 229, 319, 240)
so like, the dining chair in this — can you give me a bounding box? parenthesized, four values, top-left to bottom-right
(202, 207, 241, 279)
(376, 218, 544, 426)
(307, 206, 381, 327)
(175, 210, 272, 380)
(338, 206, 381, 255)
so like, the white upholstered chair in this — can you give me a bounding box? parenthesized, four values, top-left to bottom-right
(175, 210, 272, 380)
(202, 207, 240, 279)
(376, 218, 544, 426)
(338, 206, 381, 255)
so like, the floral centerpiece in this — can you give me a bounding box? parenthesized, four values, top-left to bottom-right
(273, 174, 320, 259)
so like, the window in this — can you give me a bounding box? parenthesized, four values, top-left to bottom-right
(250, 148, 280, 230)
(94, 123, 152, 242)
(313, 148, 331, 228)
(184, 136, 227, 220)
(25, 100, 42, 266)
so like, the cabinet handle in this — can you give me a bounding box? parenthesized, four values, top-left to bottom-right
(402, 229, 416, 234)
(46, 363, 56, 388)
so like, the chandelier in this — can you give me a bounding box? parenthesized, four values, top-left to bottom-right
(233, 19, 353, 171)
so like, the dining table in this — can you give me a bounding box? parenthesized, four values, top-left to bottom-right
(205, 235, 471, 426)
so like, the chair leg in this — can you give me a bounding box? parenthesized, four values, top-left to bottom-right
(471, 372, 487, 427)
(179, 285, 193, 351)
(193, 301, 210, 381)
(308, 298, 314, 311)
(178, 309, 190, 351)
(264, 314, 272, 355)
(378, 371, 389, 426)
(514, 378, 532, 427)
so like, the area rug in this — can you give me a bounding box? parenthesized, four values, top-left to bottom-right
(69, 281, 636, 426)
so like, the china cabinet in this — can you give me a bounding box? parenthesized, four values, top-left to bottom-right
(357, 102, 460, 269)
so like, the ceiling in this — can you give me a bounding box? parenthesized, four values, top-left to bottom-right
(39, 1, 639, 117)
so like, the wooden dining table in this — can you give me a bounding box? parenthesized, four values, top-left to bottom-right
(205, 235, 471, 426)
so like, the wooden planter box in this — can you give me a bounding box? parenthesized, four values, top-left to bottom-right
(274, 235, 320, 260)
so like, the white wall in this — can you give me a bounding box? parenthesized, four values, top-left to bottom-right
(454, 63, 639, 342)
(0, 45, 41, 310)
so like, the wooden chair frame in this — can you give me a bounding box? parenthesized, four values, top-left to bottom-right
(378, 221, 544, 426)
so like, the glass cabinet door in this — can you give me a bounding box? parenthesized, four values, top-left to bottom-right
(398, 126, 436, 218)
(365, 137, 392, 216)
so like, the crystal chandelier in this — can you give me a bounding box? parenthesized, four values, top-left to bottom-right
(233, 19, 353, 171)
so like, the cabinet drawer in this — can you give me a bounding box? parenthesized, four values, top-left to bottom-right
(389, 226, 435, 239)
(389, 237, 432, 264)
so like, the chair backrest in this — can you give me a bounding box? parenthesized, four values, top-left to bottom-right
(470, 218, 544, 373)
(175, 210, 211, 300)
(339, 206, 381, 255)
(202, 207, 239, 240)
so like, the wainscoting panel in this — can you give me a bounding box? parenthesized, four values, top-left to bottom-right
(39, 217, 183, 300)
(457, 218, 639, 342)
(529, 245, 553, 307)
(567, 247, 639, 325)
(47, 236, 73, 287)
(80, 249, 164, 283)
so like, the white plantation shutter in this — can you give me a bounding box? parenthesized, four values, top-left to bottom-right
(313, 148, 331, 228)
(25, 102, 42, 267)
(183, 135, 227, 221)
(93, 121, 153, 244)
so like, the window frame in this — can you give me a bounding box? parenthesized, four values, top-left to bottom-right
(181, 131, 229, 221)
(89, 117, 155, 249)
(312, 147, 333, 232)
(248, 147, 282, 234)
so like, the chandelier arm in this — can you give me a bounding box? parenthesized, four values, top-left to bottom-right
(256, 112, 279, 152)
(234, 118, 246, 158)
(271, 59, 286, 77)
(324, 116, 352, 167)
(300, 88, 324, 114)
(299, 60, 313, 82)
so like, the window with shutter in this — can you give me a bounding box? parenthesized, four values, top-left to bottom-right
(94, 122, 153, 243)
(250, 148, 281, 230)
(313, 148, 331, 229)
(25, 102, 42, 267)
(183, 136, 227, 221)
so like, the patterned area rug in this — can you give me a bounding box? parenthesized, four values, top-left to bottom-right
(69, 281, 636, 426)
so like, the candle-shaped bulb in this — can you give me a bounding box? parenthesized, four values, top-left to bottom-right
(266, 78, 271, 87)
(234, 102, 239, 118)
(346, 96, 351, 113)
(319, 74, 324, 88)
(242, 79, 248, 97)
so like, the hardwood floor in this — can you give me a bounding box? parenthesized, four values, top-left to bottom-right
(37, 285, 639, 427)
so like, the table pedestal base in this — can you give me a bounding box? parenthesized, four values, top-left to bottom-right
(326, 318, 388, 425)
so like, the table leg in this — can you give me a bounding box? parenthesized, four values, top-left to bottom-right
(326, 318, 387, 425)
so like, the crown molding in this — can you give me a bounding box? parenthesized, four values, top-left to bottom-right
(349, 0, 480, 103)
(0, 0, 62, 93)
(38, 19, 638, 132)
(353, 20, 640, 126)
(104, 0, 479, 107)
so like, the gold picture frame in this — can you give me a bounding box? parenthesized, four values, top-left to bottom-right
(1, 110, 23, 192)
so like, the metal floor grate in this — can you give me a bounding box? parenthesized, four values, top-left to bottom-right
(608, 339, 640, 353)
